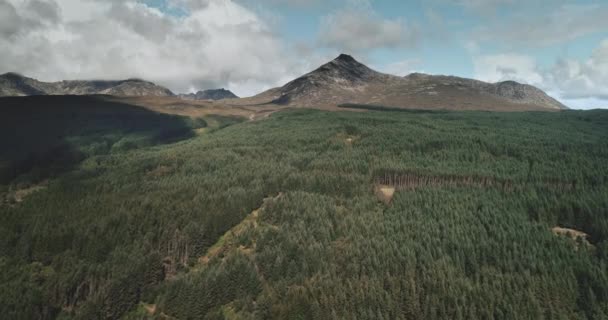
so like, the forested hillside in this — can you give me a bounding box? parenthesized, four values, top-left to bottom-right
(1, 102, 607, 319)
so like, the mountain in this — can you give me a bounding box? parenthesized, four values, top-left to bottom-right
(1, 55, 567, 110)
(0, 73, 174, 97)
(0, 73, 58, 96)
(243, 54, 567, 111)
(178, 88, 238, 101)
(271, 54, 397, 105)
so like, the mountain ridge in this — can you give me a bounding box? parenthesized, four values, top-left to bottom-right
(1, 54, 568, 110)
(0, 73, 174, 97)
(241, 54, 567, 111)
(178, 88, 238, 101)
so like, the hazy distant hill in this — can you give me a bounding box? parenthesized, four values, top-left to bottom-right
(178, 88, 238, 101)
(240, 54, 567, 111)
(0, 73, 174, 97)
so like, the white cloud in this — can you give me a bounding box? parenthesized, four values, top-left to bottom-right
(545, 39, 608, 100)
(1, 0, 61, 37)
(473, 39, 608, 109)
(0, 0, 303, 96)
(473, 54, 544, 85)
(318, 1, 419, 53)
(0, 1, 22, 38)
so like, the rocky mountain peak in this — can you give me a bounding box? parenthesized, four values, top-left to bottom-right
(320, 54, 376, 78)
(178, 88, 239, 101)
(335, 53, 357, 63)
(272, 54, 389, 105)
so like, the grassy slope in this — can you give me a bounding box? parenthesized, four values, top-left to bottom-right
(1, 105, 607, 319)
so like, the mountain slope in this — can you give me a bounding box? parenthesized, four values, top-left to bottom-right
(242, 54, 567, 111)
(0, 73, 60, 96)
(178, 88, 239, 100)
(0, 73, 174, 97)
(271, 54, 399, 106)
(2, 106, 607, 318)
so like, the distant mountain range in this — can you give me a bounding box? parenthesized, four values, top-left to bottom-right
(0, 73, 174, 97)
(240, 54, 567, 111)
(0, 72, 240, 101)
(0, 55, 568, 111)
(178, 89, 238, 101)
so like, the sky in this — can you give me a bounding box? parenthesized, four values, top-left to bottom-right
(1, 0, 608, 109)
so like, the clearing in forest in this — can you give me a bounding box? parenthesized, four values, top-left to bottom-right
(5, 181, 48, 205)
(551, 226, 594, 249)
(198, 193, 283, 265)
(375, 185, 395, 204)
(552, 227, 589, 241)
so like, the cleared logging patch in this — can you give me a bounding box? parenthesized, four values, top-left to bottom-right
(375, 185, 395, 204)
(3, 180, 48, 206)
(333, 132, 359, 146)
(552, 226, 592, 247)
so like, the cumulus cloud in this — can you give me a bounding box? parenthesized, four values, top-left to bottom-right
(545, 39, 608, 100)
(473, 54, 544, 85)
(1, 0, 60, 38)
(473, 39, 608, 108)
(0, 1, 21, 38)
(0, 0, 304, 96)
(318, 1, 419, 53)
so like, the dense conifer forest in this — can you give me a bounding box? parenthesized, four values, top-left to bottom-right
(1, 97, 607, 319)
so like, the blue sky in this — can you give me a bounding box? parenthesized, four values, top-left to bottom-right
(2, 0, 608, 108)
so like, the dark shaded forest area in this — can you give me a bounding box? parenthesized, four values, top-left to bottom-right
(0, 98, 607, 319)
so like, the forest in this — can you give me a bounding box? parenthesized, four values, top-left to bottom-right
(1, 97, 607, 319)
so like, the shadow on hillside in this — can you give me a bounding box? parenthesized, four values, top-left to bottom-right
(0, 95, 200, 185)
